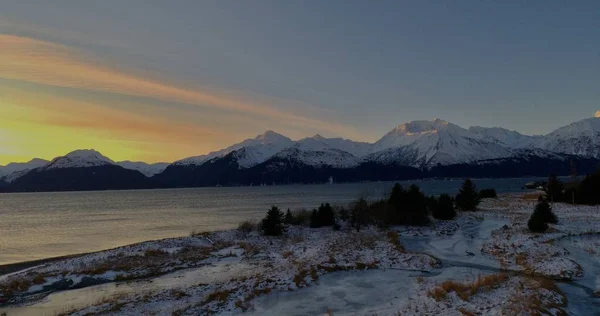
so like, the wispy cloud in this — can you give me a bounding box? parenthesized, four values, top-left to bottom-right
(0, 34, 357, 138)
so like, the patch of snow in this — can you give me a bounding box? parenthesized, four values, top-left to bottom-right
(41, 149, 115, 170)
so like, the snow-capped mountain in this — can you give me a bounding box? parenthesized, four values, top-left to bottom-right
(41, 149, 116, 170)
(536, 117, 600, 158)
(468, 126, 540, 148)
(272, 146, 359, 169)
(370, 119, 513, 167)
(174, 131, 295, 168)
(299, 135, 372, 158)
(117, 161, 169, 177)
(0, 158, 49, 182)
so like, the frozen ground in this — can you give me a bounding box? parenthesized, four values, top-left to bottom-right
(1, 193, 599, 315)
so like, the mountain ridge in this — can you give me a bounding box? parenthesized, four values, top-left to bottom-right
(3, 115, 600, 191)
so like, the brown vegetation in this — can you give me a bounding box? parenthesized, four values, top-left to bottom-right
(428, 273, 509, 302)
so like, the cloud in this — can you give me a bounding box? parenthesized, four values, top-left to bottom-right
(0, 34, 358, 138)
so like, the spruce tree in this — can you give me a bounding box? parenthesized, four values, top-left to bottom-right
(544, 174, 564, 203)
(351, 197, 369, 232)
(432, 194, 456, 220)
(309, 209, 319, 228)
(455, 179, 481, 211)
(528, 196, 558, 232)
(262, 206, 285, 236)
(317, 203, 335, 226)
(528, 210, 548, 232)
(284, 209, 294, 225)
(405, 184, 430, 225)
(389, 183, 406, 212)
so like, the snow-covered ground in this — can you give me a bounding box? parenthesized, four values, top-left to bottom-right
(1, 193, 599, 315)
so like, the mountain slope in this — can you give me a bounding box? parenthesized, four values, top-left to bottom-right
(370, 119, 513, 167)
(468, 126, 540, 148)
(173, 131, 294, 168)
(0, 158, 49, 183)
(117, 161, 169, 177)
(536, 117, 600, 158)
(8, 150, 151, 192)
(41, 149, 115, 170)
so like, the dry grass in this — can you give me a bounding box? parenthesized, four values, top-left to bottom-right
(428, 273, 509, 302)
(31, 274, 46, 285)
(0, 278, 32, 296)
(170, 288, 188, 299)
(239, 242, 261, 257)
(504, 278, 567, 316)
(386, 231, 405, 253)
(457, 307, 477, 316)
(204, 289, 234, 304)
(293, 269, 309, 287)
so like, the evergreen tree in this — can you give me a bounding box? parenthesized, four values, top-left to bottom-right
(351, 197, 369, 232)
(388, 183, 406, 212)
(284, 209, 293, 225)
(576, 170, 600, 205)
(309, 209, 319, 228)
(455, 179, 481, 211)
(317, 203, 335, 226)
(404, 184, 430, 225)
(528, 210, 548, 232)
(536, 196, 558, 224)
(261, 206, 285, 236)
(432, 194, 456, 220)
(544, 174, 564, 203)
(528, 196, 558, 233)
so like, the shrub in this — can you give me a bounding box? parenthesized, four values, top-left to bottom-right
(456, 179, 481, 211)
(432, 194, 456, 220)
(261, 206, 285, 236)
(238, 220, 258, 233)
(544, 174, 565, 203)
(479, 188, 497, 198)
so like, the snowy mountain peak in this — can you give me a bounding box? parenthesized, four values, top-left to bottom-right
(311, 134, 326, 141)
(595, 110, 600, 118)
(42, 149, 115, 170)
(392, 119, 452, 134)
(538, 117, 600, 158)
(255, 130, 291, 144)
(468, 126, 539, 148)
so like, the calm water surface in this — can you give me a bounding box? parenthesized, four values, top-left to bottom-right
(0, 178, 541, 265)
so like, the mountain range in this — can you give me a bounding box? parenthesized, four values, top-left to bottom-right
(2, 115, 599, 192)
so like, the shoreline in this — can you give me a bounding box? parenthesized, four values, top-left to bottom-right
(0, 175, 559, 194)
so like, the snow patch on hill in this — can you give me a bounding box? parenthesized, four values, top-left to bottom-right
(41, 150, 115, 170)
(537, 117, 600, 158)
(0, 158, 49, 183)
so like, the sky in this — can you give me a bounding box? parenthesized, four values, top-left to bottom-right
(1, 1, 599, 164)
